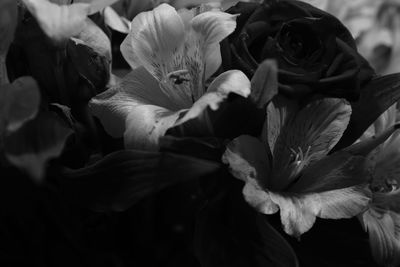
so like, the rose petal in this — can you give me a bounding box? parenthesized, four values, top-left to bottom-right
(362, 209, 400, 267)
(269, 185, 370, 237)
(120, 3, 185, 79)
(190, 10, 237, 78)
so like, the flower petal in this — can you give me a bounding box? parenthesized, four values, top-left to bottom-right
(272, 98, 351, 176)
(169, 69, 251, 135)
(250, 60, 279, 109)
(373, 190, 400, 214)
(222, 135, 270, 183)
(22, 0, 90, 41)
(89, 67, 178, 138)
(190, 10, 237, 78)
(362, 209, 400, 267)
(103, 6, 130, 34)
(206, 69, 250, 96)
(269, 185, 370, 237)
(263, 95, 298, 154)
(120, 3, 185, 79)
(124, 105, 183, 150)
(289, 151, 368, 193)
(242, 182, 279, 215)
(222, 135, 278, 214)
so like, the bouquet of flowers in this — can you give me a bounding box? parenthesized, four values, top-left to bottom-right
(1, 0, 400, 266)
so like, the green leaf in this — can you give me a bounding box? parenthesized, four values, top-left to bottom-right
(167, 94, 265, 139)
(59, 150, 221, 212)
(0, 76, 41, 134)
(4, 112, 73, 183)
(334, 73, 400, 151)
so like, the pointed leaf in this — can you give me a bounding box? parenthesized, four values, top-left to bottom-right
(250, 59, 278, 108)
(334, 74, 400, 150)
(59, 150, 221, 211)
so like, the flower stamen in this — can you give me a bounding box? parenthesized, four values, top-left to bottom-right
(166, 69, 191, 85)
(287, 146, 312, 180)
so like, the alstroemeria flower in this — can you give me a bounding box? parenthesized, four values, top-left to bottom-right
(90, 3, 254, 150)
(222, 96, 371, 237)
(359, 105, 400, 267)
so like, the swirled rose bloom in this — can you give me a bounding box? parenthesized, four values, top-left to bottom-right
(222, 0, 375, 100)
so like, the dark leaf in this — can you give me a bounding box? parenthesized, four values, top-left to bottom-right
(194, 179, 298, 267)
(159, 136, 225, 162)
(167, 94, 265, 140)
(59, 150, 221, 212)
(334, 73, 400, 151)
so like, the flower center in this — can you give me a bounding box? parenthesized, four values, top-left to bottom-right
(287, 146, 312, 180)
(166, 69, 192, 85)
(159, 69, 195, 109)
(370, 178, 399, 193)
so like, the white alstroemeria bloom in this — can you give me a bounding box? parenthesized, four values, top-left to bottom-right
(359, 105, 400, 267)
(90, 3, 253, 150)
(222, 96, 372, 237)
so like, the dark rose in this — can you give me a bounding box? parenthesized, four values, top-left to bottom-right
(222, 0, 375, 100)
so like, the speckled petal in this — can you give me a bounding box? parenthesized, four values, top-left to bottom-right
(362, 208, 400, 267)
(120, 3, 185, 79)
(272, 98, 352, 181)
(89, 67, 178, 139)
